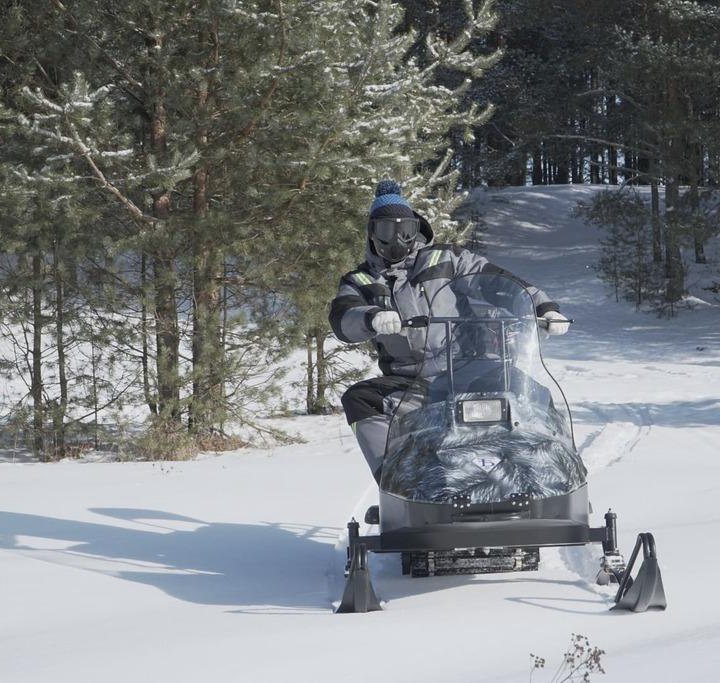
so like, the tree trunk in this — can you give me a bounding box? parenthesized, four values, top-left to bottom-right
(153, 248, 180, 420)
(689, 147, 707, 264)
(663, 80, 685, 305)
(606, 97, 618, 184)
(305, 328, 330, 415)
(315, 330, 328, 413)
(590, 149, 601, 184)
(556, 157, 569, 184)
(31, 251, 44, 460)
(150, 96, 180, 420)
(664, 179, 684, 304)
(190, 234, 224, 434)
(140, 252, 157, 415)
(219, 263, 229, 434)
(146, 30, 180, 423)
(624, 149, 636, 185)
(650, 159, 662, 263)
(91, 335, 99, 450)
(634, 233, 644, 309)
(532, 148, 543, 185)
(571, 143, 581, 184)
(509, 154, 525, 187)
(53, 232, 67, 458)
(608, 146, 618, 185)
(189, 21, 224, 435)
(305, 334, 314, 415)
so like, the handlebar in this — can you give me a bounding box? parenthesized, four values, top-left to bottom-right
(401, 316, 429, 328)
(401, 315, 574, 330)
(537, 317, 574, 330)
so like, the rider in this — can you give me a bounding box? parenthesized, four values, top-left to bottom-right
(329, 180, 570, 483)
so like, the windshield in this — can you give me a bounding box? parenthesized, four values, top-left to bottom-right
(381, 272, 586, 505)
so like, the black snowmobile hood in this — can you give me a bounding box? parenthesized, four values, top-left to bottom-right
(365, 211, 435, 275)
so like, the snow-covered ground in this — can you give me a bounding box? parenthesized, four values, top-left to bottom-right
(2, 185, 720, 682)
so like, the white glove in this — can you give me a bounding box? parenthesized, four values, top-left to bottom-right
(371, 310, 402, 336)
(542, 310, 571, 336)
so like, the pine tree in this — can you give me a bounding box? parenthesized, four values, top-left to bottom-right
(595, 1, 720, 301)
(0, 2, 119, 458)
(1, 0, 501, 440)
(3, 1, 300, 436)
(248, 0, 500, 411)
(577, 190, 662, 310)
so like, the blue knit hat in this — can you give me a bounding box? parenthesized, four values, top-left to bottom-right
(369, 180, 414, 219)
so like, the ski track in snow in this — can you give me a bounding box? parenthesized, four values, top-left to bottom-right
(555, 402, 654, 591)
(575, 402, 653, 475)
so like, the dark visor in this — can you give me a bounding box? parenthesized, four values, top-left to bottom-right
(370, 217, 420, 243)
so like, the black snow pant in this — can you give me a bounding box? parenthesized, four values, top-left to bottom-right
(341, 376, 416, 483)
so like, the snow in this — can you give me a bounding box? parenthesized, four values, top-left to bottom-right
(3, 185, 720, 681)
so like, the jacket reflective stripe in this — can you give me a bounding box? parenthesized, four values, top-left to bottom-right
(428, 250, 443, 268)
(354, 272, 373, 286)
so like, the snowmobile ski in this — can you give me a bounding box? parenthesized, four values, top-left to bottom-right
(612, 532, 667, 612)
(336, 537, 381, 614)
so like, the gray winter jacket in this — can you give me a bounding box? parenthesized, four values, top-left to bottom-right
(329, 214, 559, 377)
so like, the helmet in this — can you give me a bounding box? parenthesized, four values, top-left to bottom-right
(368, 180, 418, 264)
(369, 216, 420, 263)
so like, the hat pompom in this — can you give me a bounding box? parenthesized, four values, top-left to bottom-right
(375, 179, 403, 197)
(369, 179, 413, 217)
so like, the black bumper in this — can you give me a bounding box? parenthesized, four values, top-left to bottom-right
(359, 518, 606, 553)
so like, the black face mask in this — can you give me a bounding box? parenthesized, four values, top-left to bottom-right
(369, 217, 419, 263)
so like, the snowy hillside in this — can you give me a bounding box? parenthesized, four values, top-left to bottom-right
(2, 185, 720, 682)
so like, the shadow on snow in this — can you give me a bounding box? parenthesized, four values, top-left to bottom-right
(0, 507, 621, 615)
(0, 508, 340, 613)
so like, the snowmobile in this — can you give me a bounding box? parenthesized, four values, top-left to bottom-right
(337, 271, 666, 613)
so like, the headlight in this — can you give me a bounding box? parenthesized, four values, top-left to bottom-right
(460, 399, 504, 423)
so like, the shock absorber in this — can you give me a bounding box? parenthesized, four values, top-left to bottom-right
(603, 509, 618, 555)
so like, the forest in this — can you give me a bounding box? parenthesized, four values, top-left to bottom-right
(1, 0, 718, 460)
